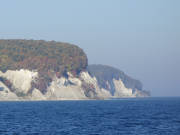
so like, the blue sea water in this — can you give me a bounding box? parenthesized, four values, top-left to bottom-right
(0, 98, 180, 135)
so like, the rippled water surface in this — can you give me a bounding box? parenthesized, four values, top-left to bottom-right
(0, 97, 180, 135)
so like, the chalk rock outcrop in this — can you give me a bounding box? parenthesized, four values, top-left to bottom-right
(0, 69, 149, 100)
(87, 65, 150, 98)
(0, 81, 19, 101)
(0, 70, 38, 94)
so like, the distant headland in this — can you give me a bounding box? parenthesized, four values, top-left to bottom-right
(0, 39, 150, 100)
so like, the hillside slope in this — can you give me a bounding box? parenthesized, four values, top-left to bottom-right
(88, 65, 150, 97)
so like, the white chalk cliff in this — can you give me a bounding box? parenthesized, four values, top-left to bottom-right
(0, 40, 150, 101)
(0, 69, 149, 101)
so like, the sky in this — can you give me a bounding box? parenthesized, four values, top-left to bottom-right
(0, 0, 179, 96)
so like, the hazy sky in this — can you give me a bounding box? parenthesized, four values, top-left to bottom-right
(0, 0, 179, 96)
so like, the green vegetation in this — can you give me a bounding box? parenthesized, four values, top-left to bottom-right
(0, 39, 88, 93)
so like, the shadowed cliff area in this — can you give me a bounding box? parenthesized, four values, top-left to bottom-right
(87, 64, 144, 95)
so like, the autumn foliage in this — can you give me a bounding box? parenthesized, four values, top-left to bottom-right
(0, 40, 88, 92)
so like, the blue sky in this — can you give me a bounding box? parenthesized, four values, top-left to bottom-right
(0, 0, 179, 96)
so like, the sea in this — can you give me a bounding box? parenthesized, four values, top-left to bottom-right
(0, 97, 180, 135)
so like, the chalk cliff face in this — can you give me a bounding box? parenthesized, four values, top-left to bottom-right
(0, 81, 19, 101)
(0, 70, 38, 94)
(0, 69, 149, 100)
(87, 65, 150, 98)
(0, 39, 150, 100)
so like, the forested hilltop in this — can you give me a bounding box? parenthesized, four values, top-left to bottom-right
(0, 39, 88, 93)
